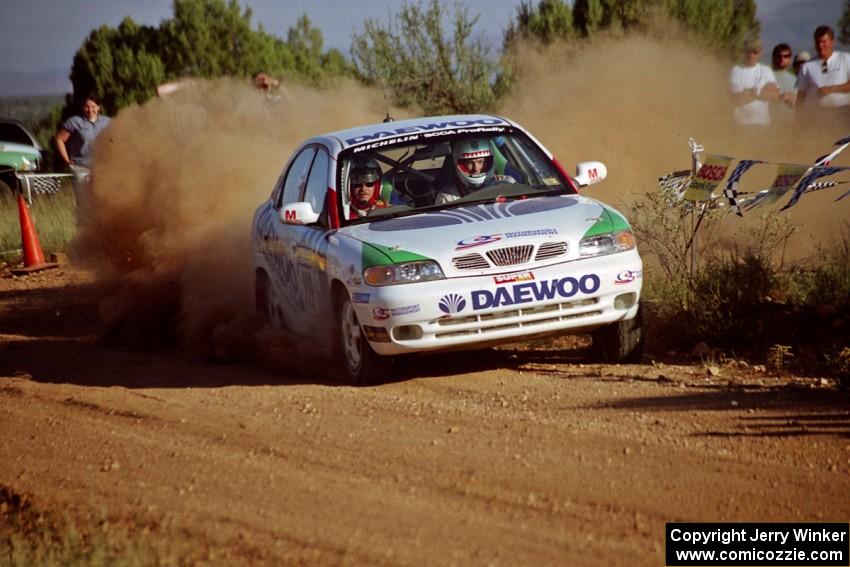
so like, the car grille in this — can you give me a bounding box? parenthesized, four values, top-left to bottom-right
(451, 241, 569, 270)
(434, 298, 601, 338)
(486, 244, 533, 267)
(535, 241, 568, 261)
(452, 253, 490, 270)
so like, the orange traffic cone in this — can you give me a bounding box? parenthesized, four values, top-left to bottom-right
(10, 193, 58, 275)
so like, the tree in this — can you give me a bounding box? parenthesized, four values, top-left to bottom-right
(505, 0, 575, 47)
(517, 0, 759, 53)
(70, 18, 167, 116)
(661, 0, 759, 53)
(838, 0, 850, 44)
(351, 0, 503, 114)
(573, 0, 605, 36)
(159, 0, 282, 77)
(287, 14, 351, 80)
(61, 0, 353, 123)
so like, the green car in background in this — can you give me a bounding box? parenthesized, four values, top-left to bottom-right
(0, 119, 48, 195)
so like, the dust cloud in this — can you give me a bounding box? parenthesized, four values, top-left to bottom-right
(75, 30, 849, 359)
(501, 31, 850, 259)
(75, 78, 403, 361)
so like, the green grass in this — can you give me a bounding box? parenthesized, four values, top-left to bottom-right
(0, 183, 76, 263)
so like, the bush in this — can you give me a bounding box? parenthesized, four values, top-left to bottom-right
(350, 0, 505, 114)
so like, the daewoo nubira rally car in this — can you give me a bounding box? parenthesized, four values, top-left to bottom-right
(252, 115, 643, 383)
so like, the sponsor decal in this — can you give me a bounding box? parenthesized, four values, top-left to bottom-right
(614, 270, 642, 285)
(352, 292, 370, 304)
(472, 274, 600, 310)
(346, 276, 363, 286)
(494, 271, 534, 285)
(438, 293, 467, 315)
(345, 118, 507, 145)
(455, 228, 559, 250)
(456, 234, 502, 250)
(373, 304, 421, 320)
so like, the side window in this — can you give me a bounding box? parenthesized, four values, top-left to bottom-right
(303, 148, 329, 217)
(278, 147, 317, 208)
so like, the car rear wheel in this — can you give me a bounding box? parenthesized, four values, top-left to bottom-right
(591, 305, 644, 363)
(337, 293, 392, 386)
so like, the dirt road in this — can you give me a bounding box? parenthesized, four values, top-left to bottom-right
(1, 268, 848, 566)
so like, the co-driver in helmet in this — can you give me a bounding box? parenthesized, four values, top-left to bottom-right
(348, 156, 387, 218)
(434, 138, 516, 204)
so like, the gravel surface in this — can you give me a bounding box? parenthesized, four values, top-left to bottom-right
(1, 267, 848, 566)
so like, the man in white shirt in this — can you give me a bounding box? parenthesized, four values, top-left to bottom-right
(729, 38, 779, 126)
(796, 25, 850, 113)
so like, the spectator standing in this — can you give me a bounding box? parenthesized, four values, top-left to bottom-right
(793, 51, 811, 75)
(729, 38, 779, 126)
(55, 92, 110, 206)
(796, 26, 850, 116)
(55, 92, 110, 170)
(771, 43, 797, 109)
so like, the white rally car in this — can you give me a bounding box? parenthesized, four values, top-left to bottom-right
(252, 115, 643, 383)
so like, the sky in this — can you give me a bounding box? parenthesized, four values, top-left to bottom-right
(0, 0, 843, 97)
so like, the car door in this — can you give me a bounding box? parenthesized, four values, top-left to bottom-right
(285, 146, 333, 327)
(263, 146, 317, 330)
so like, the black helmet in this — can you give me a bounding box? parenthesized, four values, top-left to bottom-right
(349, 155, 383, 210)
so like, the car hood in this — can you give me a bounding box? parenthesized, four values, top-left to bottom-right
(0, 142, 39, 157)
(338, 194, 630, 276)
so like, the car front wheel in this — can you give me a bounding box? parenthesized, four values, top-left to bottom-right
(337, 293, 392, 385)
(591, 305, 644, 363)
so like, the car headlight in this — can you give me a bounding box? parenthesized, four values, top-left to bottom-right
(364, 261, 445, 286)
(579, 230, 636, 257)
(20, 157, 34, 171)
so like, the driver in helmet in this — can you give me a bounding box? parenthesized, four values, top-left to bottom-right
(348, 156, 387, 218)
(435, 138, 516, 204)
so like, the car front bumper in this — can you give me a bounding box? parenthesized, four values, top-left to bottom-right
(352, 251, 643, 356)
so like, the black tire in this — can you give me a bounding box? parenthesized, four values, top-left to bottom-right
(255, 271, 287, 329)
(336, 292, 393, 386)
(591, 305, 644, 363)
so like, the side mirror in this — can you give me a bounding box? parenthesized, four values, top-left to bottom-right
(281, 202, 320, 225)
(573, 161, 607, 187)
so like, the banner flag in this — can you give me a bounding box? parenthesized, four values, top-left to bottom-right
(750, 163, 810, 209)
(682, 154, 733, 201)
(781, 166, 845, 210)
(722, 160, 761, 216)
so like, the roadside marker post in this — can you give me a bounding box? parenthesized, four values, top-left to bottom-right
(10, 191, 58, 275)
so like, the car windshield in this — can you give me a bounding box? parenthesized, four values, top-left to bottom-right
(0, 122, 36, 147)
(338, 129, 573, 223)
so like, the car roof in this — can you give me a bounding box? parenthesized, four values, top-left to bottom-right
(315, 114, 518, 152)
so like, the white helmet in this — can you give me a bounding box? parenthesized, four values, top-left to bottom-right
(453, 138, 494, 188)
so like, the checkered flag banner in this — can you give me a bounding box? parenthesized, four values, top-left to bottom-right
(722, 160, 761, 217)
(780, 166, 847, 211)
(16, 172, 73, 203)
(806, 180, 844, 192)
(658, 170, 692, 196)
